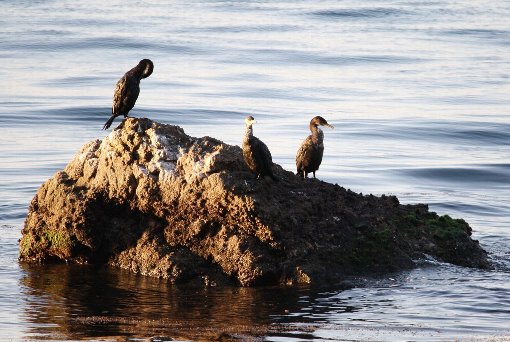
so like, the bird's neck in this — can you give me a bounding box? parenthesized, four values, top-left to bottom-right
(310, 125, 324, 145)
(244, 125, 253, 143)
(127, 65, 145, 80)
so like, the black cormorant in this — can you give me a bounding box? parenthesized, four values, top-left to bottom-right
(296, 116, 334, 178)
(242, 116, 278, 181)
(103, 59, 154, 130)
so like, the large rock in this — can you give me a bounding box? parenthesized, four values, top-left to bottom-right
(19, 118, 490, 286)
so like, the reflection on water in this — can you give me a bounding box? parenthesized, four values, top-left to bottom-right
(19, 263, 321, 340)
(17, 261, 510, 341)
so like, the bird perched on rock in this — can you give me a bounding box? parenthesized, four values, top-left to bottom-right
(296, 116, 334, 178)
(103, 59, 154, 130)
(242, 116, 278, 181)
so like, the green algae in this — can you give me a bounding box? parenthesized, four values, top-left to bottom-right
(397, 210, 471, 241)
(20, 228, 72, 261)
(426, 215, 471, 240)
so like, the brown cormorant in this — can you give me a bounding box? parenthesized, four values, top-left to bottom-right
(242, 116, 278, 181)
(103, 59, 154, 130)
(296, 116, 334, 178)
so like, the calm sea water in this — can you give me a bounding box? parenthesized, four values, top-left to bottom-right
(1, 1, 510, 341)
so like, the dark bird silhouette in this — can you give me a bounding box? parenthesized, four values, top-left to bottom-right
(296, 116, 334, 178)
(103, 59, 154, 130)
(242, 116, 278, 181)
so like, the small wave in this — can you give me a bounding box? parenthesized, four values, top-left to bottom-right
(451, 129, 510, 145)
(312, 7, 410, 19)
(442, 28, 510, 47)
(157, 108, 255, 127)
(0, 106, 108, 126)
(2, 36, 195, 54)
(402, 166, 510, 184)
(348, 120, 510, 146)
(37, 76, 104, 87)
(428, 201, 506, 217)
(0, 204, 27, 221)
(437, 125, 510, 145)
(189, 24, 298, 33)
(222, 48, 422, 66)
(424, 124, 510, 145)
(0, 106, 250, 129)
(445, 28, 509, 39)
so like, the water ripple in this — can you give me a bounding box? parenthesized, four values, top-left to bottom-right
(2, 36, 196, 54)
(402, 166, 510, 184)
(312, 7, 410, 19)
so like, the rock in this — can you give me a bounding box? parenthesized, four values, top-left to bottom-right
(19, 118, 491, 286)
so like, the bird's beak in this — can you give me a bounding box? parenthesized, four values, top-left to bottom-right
(326, 123, 334, 129)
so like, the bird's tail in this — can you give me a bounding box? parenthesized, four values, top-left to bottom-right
(103, 115, 116, 130)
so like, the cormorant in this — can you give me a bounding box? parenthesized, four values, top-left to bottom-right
(103, 59, 154, 130)
(295, 116, 334, 178)
(242, 116, 278, 181)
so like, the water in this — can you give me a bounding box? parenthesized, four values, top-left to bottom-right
(1, 0, 510, 340)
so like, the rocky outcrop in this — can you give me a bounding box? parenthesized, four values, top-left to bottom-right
(19, 118, 490, 286)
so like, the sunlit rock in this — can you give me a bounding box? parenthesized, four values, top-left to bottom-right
(19, 118, 491, 286)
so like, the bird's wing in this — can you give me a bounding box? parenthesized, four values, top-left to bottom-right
(112, 77, 126, 116)
(112, 76, 140, 116)
(312, 144, 324, 170)
(296, 136, 313, 170)
(253, 137, 273, 173)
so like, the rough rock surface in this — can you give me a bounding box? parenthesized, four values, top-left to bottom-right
(19, 118, 491, 286)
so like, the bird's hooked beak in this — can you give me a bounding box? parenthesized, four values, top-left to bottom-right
(325, 123, 334, 129)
